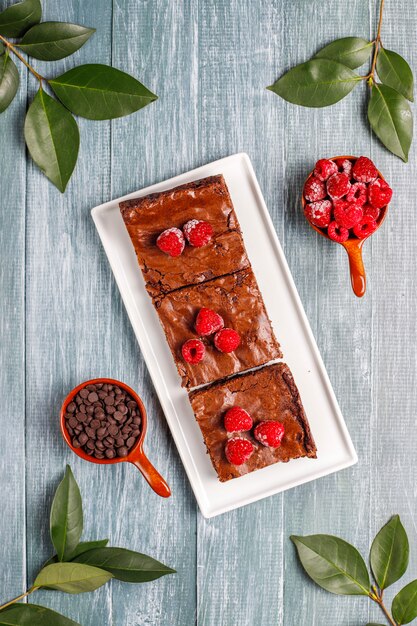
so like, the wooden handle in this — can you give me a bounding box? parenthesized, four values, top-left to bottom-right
(131, 450, 171, 498)
(343, 239, 366, 298)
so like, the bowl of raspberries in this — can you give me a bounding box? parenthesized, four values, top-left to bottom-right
(302, 156, 392, 297)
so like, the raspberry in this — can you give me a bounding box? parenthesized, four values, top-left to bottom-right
(224, 407, 253, 433)
(352, 156, 378, 183)
(225, 437, 254, 465)
(326, 172, 351, 200)
(303, 176, 326, 202)
(254, 421, 285, 447)
(183, 220, 213, 247)
(181, 339, 205, 364)
(328, 221, 349, 243)
(195, 308, 224, 336)
(335, 158, 353, 177)
(363, 204, 380, 221)
(214, 328, 241, 353)
(304, 200, 332, 228)
(353, 216, 378, 239)
(346, 182, 367, 207)
(333, 200, 363, 229)
(156, 228, 185, 257)
(313, 159, 337, 181)
(368, 178, 393, 209)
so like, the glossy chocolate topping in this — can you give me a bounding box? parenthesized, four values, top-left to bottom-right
(189, 363, 316, 482)
(119, 175, 250, 298)
(154, 269, 282, 388)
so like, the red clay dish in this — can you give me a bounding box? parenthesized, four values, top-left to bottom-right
(302, 155, 391, 298)
(60, 378, 171, 498)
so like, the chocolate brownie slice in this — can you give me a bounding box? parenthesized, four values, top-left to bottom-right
(188, 363, 316, 482)
(154, 269, 282, 388)
(119, 175, 250, 298)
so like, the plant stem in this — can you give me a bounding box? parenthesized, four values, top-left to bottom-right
(0, 587, 37, 612)
(368, 0, 385, 86)
(377, 598, 398, 626)
(0, 34, 45, 83)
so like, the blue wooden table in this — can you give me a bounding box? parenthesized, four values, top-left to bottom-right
(1, 1, 416, 624)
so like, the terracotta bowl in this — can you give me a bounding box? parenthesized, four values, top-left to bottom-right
(60, 378, 171, 498)
(301, 156, 390, 298)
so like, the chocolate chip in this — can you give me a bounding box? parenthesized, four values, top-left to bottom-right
(104, 395, 115, 406)
(85, 427, 96, 439)
(95, 440, 105, 451)
(97, 427, 107, 438)
(115, 437, 124, 448)
(126, 436, 136, 448)
(94, 451, 105, 459)
(73, 438, 81, 448)
(67, 402, 76, 413)
(86, 439, 95, 450)
(80, 388, 89, 398)
(78, 432, 88, 445)
(90, 419, 101, 430)
(86, 406, 95, 415)
(108, 425, 119, 437)
(117, 403, 128, 415)
(114, 411, 123, 421)
(117, 446, 128, 457)
(105, 449, 116, 459)
(88, 392, 99, 403)
(95, 408, 105, 418)
(69, 417, 78, 429)
(127, 401, 137, 410)
(86, 384, 97, 391)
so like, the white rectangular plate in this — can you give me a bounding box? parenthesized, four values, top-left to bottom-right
(92, 153, 357, 518)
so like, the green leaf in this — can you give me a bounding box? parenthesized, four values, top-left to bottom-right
(368, 82, 413, 162)
(370, 515, 409, 590)
(49, 465, 83, 561)
(44, 539, 110, 566)
(0, 43, 4, 54)
(0, 0, 41, 37)
(18, 22, 95, 61)
(267, 59, 360, 108)
(315, 37, 373, 70)
(49, 64, 158, 120)
(34, 562, 112, 594)
(24, 90, 80, 192)
(0, 53, 19, 113)
(291, 534, 370, 595)
(0, 604, 80, 625)
(392, 580, 417, 624)
(73, 547, 176, 583)
(376, 46, 414, 102)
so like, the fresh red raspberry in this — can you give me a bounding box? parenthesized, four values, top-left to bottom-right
(346, 182, 367, 207)
(183, 220, 213, 247)
(335, 158, 353, 177)
(303, 176, 326, 202)
(181, 339, 205, 364)
(313, 159, 337, 181)
(195, 308, 224, 336)
(328, 221, 349, 243)
(254, 421, 285, 447)
(214, 328, 241, 353)
(326, 172, 351, 200)
(368, 178, 393, 209)
(156, 228, 185, 257)
(352, 156, 378, 183)
(333, 200, 363, 229)
(224, 407, 253, 433)
(225, 437, 254, 465)
(304, 200, 332, 228)
(363, 204, 380, 221)
(353, 216, 378, 239)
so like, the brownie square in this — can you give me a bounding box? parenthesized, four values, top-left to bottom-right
(120, 175, 250, 298)
(189, 363, 316, 482)
(154, 268, 282, 388)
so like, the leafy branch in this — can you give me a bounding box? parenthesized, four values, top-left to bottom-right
(0, 465, 175, 625)
(268, 0, 414, 162)
(291, 515, 417, 626)
(0, 0, 157, 192)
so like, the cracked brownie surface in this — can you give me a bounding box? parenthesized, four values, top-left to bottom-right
(154, 269, 282, 388)
(189, 363, 316, 481)
(119, 175, 250, 298)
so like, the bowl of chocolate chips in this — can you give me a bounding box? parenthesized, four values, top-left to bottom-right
(60, 378, 171, 498)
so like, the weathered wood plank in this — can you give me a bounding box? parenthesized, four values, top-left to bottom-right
(23, 1, 114, 623)
(0, 29, 27, 604)
(279, 1, 374, 624)
(109, 1, 198, 624)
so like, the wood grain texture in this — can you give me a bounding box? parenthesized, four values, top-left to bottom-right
(1, 0, 417, 625)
